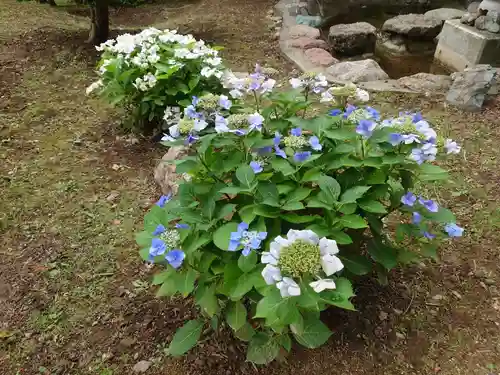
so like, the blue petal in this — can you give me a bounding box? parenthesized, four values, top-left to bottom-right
(175, 223, 190, 229)
(230, 232, 242, 241)
(329, 109, 342, 116)
(237, 222, 249, 232)
(258, 231, 268, 240)
(275, 146, 286, 159)
(291, 128, 302, 136)
(228, 239, 240, 251)
(153, 224, 166, 236)
(242, 247, 252, 256)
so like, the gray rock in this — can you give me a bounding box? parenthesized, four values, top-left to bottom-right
(326, 59, 389, 82)
(475, 14, 500, 33)
(397, 73, 452, 92)
(296, 15, 322, 27)
(424, 8, 465, 24)
(468, 1, 480, 12)
(479, 0, 500, 12)
(328, 22, 377, 56)
(460, 11, 479, 25)
(132, 360, 152, 373)
(446, 64, 498, 111)
(316, 0, 446, 21)
(154, 146, 190, 196)
(377, 38, 408, 54)
(382, 14, 443, 38)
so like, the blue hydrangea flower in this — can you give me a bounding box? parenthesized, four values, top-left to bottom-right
(309, 136, 322, 151)
(184, 105, 200, 119)
(191, 96, 199, 106)
(294, 151, 311, 162)
(250, 161, 263, 174)
(165, 249, 185, 269)
(186, 133, 199, 145)
(401, 192, 417, 206)
(258, 146, 273, 155)
(149, 238, 167, 259)
(444, 139, 461, 154)
(291, 128, 302, 137)
(444, 223, 464, 237)
(343, 104, 357, 118)
(411, 142, 437, 164)
(419, 197, 439, 213)
(175, 223, 190, 229)
(274, 132, 286, 158)
(233, 129, 247, 136)
(329, 109, 342, 116)
(389, 133, 403, 146)
(229, 222, 267, 256)
(402, 134, 421, 144)
(365, 106, 380, 120)
(156, 194, 171, 207)
(356, 119, 376, 138)
(153, 224, 166, 236)
(248, 113, 264, 132)
(412, 112, 423, 123)
(218, 95, 232, 110)
(412, 212, 422, 224)
(423, 231, 436, 240)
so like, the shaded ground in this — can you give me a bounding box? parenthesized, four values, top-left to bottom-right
(1, 0, 499, 374)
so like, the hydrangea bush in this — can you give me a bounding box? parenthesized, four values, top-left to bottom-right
(136, 66, 463, 364)
(87, 28, 226, 130)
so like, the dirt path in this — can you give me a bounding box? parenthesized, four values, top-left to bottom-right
(1, 1, 499, 374)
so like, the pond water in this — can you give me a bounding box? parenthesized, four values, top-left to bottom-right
(323, 6, 458, 78)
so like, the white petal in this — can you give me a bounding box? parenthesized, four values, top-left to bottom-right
(261, 252, 278, 265)
(320, 254, 344, 276)
(276, 281, 290, 297)
(310, 279, 336, 293)
(288, 284, 301, 296)
(193, 119, 208, 131)
(319, 237, 339, 256)
(262, 264, 282, 285)
(287, 229, 319, 244)
(269, 236, 288, 258)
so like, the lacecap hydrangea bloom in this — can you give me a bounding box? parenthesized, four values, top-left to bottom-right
(261, 230, 344, 297)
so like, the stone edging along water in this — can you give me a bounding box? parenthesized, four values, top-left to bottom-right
(273, 0, 454, 94)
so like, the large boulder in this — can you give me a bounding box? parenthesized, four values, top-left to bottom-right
(424, 8, 465, 24)
(474, 12, 500, 33)
(382, 14, 443, 39)
(326, 59, 389, 82)
(446, 64, 497, 111)
(314, 0, 449, 22)
(328, 22, 377, 56)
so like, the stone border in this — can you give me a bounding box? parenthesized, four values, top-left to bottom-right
(274, 0, 455, 94)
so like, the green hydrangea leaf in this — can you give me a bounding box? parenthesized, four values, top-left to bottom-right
(167, 320, 204, 356)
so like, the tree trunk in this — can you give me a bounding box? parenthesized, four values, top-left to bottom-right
(87, 0, 109, 45)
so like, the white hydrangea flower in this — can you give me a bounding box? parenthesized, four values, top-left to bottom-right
(261, 229, 344, 297)
(289, 78, 303, 89)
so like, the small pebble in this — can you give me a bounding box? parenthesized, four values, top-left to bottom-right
(484, 278, 495, 285)
(451, 290, 462, 299)
(432, 294, 444, 301)
(379, 311, 388, 321)
(132, 360, 152, 373)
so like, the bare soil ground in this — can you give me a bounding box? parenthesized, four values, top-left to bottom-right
(0, 0, 499, 374)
